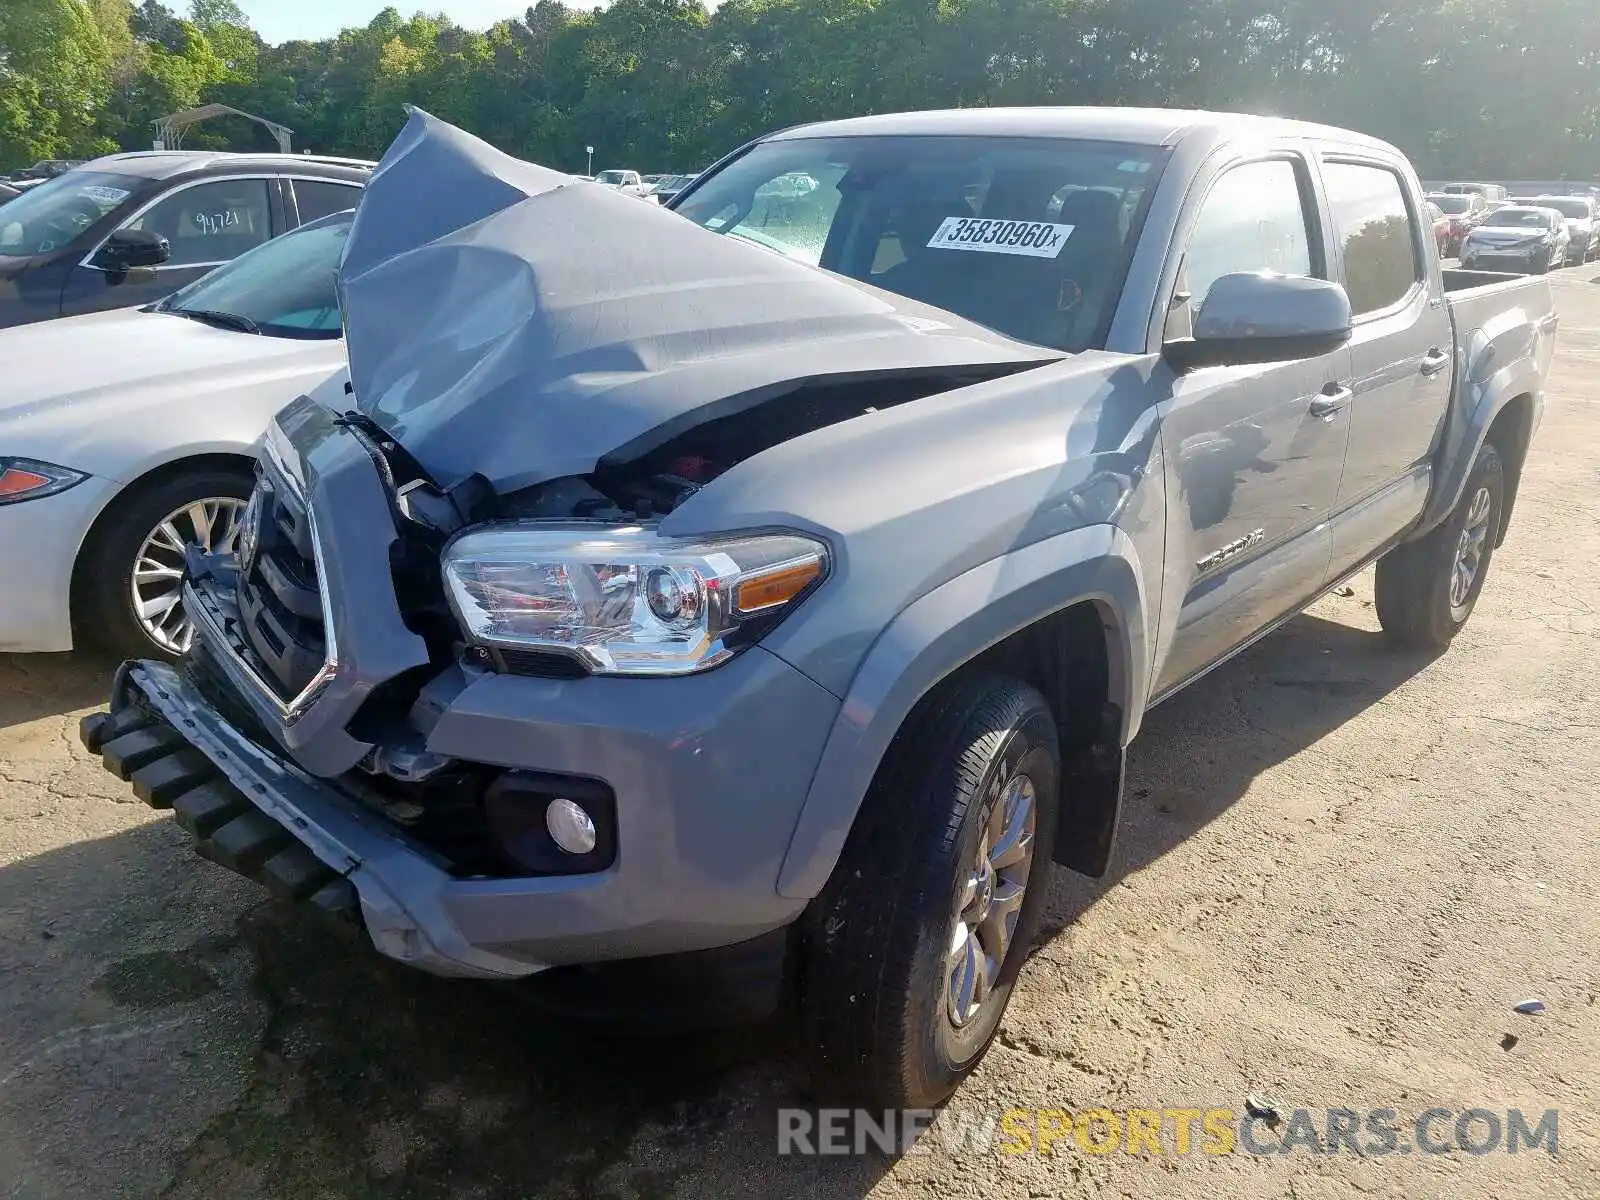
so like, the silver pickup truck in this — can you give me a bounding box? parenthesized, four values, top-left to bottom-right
(84, 107, 1556, 1108)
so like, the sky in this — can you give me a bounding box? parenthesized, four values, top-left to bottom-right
(234, 1, 598, 45)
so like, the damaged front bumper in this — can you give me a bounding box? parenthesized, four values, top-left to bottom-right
(82, 636, 836, 986)
(84, 660, 538, 979)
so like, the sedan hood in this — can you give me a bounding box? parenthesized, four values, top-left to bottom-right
(0, 306, 342, 420)
(340, 109, 1057, 495)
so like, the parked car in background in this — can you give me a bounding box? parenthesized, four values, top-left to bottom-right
(1427, 192, 1487, 255)
(0, 149, 369, 329)
(1425, 199, 1452, 257)
(91, 108, 1554, 1112)
(593, 168, 653, 199)
(5, 159, 86, 191)
(1530, 194, 1598, 263)
(1443, 181, 1510, 204)
(0, 210, 353, 659)
(1460, 205, 1570, 273)
(646, 173, 698, 204)
(0, 182, 20, 206)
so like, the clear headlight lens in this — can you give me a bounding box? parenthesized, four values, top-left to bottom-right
(441, 525, 828, 675)
(0, 457, 87, 506)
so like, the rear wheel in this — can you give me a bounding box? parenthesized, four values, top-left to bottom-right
(1375, 442, 1504, 650)
(802, 674, 1060, 1107)
(77, 466, 254, 660)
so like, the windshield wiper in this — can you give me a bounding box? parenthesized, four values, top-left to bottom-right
(170, 308, 260, 335)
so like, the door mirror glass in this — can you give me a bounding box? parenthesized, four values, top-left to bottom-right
(95, 227, 171, 270)
(1164, 272, 1352, 371)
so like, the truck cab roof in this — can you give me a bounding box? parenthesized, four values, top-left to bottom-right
(767, 106, 1404, 155)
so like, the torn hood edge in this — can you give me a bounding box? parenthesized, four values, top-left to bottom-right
(338, 108, 1061, 495)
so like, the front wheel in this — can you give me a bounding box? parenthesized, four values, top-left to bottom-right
(76, 466, 254, 660)
(802, 674, 1060, 1108)
(1375, 442, 1505, 650)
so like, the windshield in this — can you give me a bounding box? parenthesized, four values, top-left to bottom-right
(0, 170, 150, 257)
(1483, 209, 1551, 229)
(1536, 197, 1591, 219)
(595, 170, 630, 185)
(157, 213, 351, 338)
(1430, 196, 1473, 215)
(674, 135, 1164, 352)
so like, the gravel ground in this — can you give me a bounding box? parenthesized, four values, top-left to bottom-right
(3, 272, 1598, 1200)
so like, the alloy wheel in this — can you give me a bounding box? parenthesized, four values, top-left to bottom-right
(1449, 485, 1494, 620)
(946, 771, 1037, 1028)
(129, 497, 246, 653)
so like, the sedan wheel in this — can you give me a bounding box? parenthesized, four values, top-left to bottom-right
(76, 464, 256, 662)
(130, 497, 246, 653)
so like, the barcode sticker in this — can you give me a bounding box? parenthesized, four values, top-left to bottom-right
(926, 217, 1074, 258)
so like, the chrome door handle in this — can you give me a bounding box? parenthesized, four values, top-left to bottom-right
(1420, 348, 1452, 377)
(1309, 386, 1353, 420)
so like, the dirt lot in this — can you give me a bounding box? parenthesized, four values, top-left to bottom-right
(4, 276, 1599, 1200)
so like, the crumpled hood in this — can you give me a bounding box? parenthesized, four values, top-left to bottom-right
(340, 108, 1057, 494)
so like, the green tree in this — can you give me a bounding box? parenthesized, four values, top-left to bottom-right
(0, 0, 118, 163)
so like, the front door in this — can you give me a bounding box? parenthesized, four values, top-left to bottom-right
(1150, 152, 1353, 697)
(61, 176, 278, 317)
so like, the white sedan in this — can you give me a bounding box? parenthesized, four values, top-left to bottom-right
(0, 211, 351, 658)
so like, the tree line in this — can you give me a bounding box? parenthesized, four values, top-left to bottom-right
(4, 0, 1599, 179)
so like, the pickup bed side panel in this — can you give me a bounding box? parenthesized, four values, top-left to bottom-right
(1418, 275, 1555, 535)
(775, 524, 1149, 900)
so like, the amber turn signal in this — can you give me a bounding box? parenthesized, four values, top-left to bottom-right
(0, 468, 52, 498)
(734, 558, 823, 614)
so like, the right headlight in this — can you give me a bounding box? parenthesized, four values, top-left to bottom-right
(441, 524, 829, 676)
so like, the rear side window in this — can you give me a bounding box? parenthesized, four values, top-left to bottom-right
(1322, 162, 1422, 317)
(292, 178, 362, 224)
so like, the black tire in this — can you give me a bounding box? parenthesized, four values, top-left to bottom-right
(76, 465, 255, 661)
(1375, 441, 1505, 650)
(801, 674, 1060, 1108)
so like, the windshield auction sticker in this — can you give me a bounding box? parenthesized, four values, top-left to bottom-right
(927, 217, 1074, 258)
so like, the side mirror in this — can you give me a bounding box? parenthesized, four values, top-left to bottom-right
(1164, 272, 1352, 372)
(95, 228, 171, 271)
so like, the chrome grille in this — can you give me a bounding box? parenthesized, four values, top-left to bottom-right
(235, 472, 329, 700)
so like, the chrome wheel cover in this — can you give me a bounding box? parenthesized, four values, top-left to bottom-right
(1449, 485, 1494, 621)
(946, 772, 1037, 1028)
(130, 497, 246, 653)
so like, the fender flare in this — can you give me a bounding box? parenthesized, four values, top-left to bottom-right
(774, 523, 1151, 900)
(1416, 321, 1548, 535)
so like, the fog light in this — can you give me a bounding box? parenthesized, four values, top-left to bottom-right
(546, 798, 598, 855)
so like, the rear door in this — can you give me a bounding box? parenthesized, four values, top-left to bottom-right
(60, 175, 282, 317)
(1320, 156, 1454, 581)
(1151, 149, 1353, 696)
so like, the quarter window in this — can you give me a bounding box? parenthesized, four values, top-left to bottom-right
(292, 178, 363, 224)
(1322, 162, 1422, 317)
(1168, 158, 1315, 339)
(118, 178, 272, 267)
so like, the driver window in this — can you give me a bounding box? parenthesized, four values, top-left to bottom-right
(1166, 158, 1315, 340)
(118, 178, 272, 268)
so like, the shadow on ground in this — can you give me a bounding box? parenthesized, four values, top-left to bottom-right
(0, 607, 1439, 1199)
(0, 651, 118, 731)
